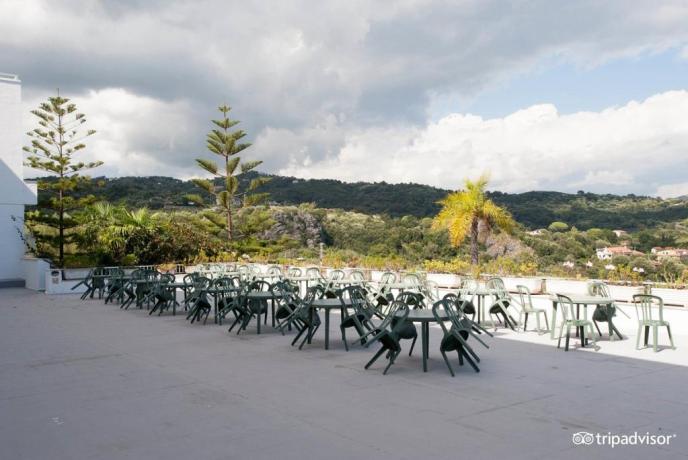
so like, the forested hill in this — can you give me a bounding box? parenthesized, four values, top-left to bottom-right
(67, 173, 688, 230)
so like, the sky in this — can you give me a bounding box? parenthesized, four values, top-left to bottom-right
(2, 0, 688, 197)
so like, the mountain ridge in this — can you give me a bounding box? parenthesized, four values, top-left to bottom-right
(41, 172, 688, 231)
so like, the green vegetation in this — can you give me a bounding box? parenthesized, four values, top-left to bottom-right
(23, 93, 100, 267)
(187, 105, 270, 240)
(433, 175, 514, 264)
(19, 97, 687, 284)
(49, 173, 688, 230)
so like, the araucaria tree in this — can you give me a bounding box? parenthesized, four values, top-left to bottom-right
(189, 105, 269, 240)
(23, 93, 101, 267)
(433, 175, 514, 265)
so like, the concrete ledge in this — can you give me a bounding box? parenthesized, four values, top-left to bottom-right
(0, 279, 25, 288)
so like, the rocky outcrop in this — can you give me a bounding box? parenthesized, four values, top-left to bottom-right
(260, 207, 325, 248)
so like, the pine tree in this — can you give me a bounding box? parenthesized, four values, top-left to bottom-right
(23, 92, 101, 268)
(187, 105, 269, 240)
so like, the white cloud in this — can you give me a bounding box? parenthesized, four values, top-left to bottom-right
(23, 88, 203, 178)
(656, 182, 688, 198)
(278, 91, 688, 193)
(6, 0, 688, 194)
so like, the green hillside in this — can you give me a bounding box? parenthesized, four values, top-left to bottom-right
(59, 173, 688, 230)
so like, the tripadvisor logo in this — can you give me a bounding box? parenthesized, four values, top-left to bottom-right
(572, 431, 676, 448)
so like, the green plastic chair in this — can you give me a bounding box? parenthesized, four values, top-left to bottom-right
(633, 294, 676, 352)
(432, 299, 486, 375)
(287, 267, 302, 277)
(556, 294, 599, 351)
(379, 271, 397, 285)
(485, 277, 517, 330)
(361, 301, 411, 375)
(515, 285, 549, 334)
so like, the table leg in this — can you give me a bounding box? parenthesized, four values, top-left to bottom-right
(550, 301, 558, 340)
(477, 295, 482, 324)
(325, 309, 330, 350)
(307, 306, 314, 344)
(422, 322, 429, 372)
(575, 304, 580, 337)
(214, 294, 218, 324)
(271, 298, 275, 327)
(256, 303, 261, 335)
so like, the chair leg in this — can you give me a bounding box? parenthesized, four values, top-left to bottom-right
(644, 326, 650, 346)
(341, 326, 349, 351)
(382, 350, 398, 375)
(461, 349, 480, 372)
(543, 312, 549, 332)
(409, 336, 417, 356)
(440, 350, 455, 377)
(653, 325, 658, 352)
(666, 324, 676, 349)
(365, 346, 387, 369)
(636, 324, 643, 350)
(565, 324, 571, 351)
(292, 327, 306, 346)
(523, 313, 529, 332)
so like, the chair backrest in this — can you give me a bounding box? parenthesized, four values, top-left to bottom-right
(402, 273, 421, 286)
(248, 280, 271, 292)
(432, 299, 454, 337)
(587, 281, 611, 298)
(460, 278, 478, 291)
(287, 267, 302, 277)
(396, 291, 425, 309)
(556, 294, 576, 321)
(267, 265, 283, 276)
(304, 285, 325, 302)
(328, 269, 345, 281)
(349, 270, 365, 282)
(486, 277, 509, 300)
(381, 301, 410, 335)
(338, 285, 373, 317)
(515, 285, 534, 312)
(271, 280, 294, 295)
(160, 273, 175, 284)
(214, 277, 235, 289)
(380, 272, 396, 284)
(249, 265, 262, 275)
(237, 264, 249, 275)
(306, 267, 322, 279)
(423, 280, 439, 301)
(633, 294, 665, 323)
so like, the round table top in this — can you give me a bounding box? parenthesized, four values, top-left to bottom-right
(399, 309, 449, 322)
(310, 298, 355, 308)
(246, 291, 280, 299)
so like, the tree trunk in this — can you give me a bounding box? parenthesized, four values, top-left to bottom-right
(58, 190, 64, 268)
(226, 206, 233, 241)
(470, 217, 479, 265)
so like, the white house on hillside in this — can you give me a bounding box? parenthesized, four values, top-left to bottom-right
(0, 73, 37, 286)
(596, 245, 643, 260)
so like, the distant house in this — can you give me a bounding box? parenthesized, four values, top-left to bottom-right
(612, 230, 629, 238)
(526, 229, 546, 236)
(651, 247, 688, 259)
(596, 246, 643, 260)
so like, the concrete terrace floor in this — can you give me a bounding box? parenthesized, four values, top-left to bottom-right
(1, 288, 687, 460)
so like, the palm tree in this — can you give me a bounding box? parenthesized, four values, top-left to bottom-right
(433, 175, 515, 265)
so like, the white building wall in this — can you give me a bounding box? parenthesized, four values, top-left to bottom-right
(0, 74, 37, 283)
